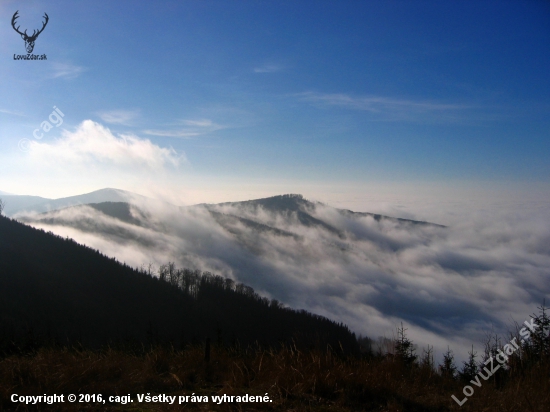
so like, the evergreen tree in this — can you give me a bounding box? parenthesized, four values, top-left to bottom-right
(530, 301, 550, 362)
(459, 345, 478, 382)
(394, 322, 417, 366)
(439, 346, 457, 379)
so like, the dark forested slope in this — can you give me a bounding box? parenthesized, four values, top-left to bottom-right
(0, 215, 358, 353)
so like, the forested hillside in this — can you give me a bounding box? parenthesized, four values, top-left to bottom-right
(0, 215, 358, 353)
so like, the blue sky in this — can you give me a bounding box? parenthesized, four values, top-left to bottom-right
(0, 0, 549, 212)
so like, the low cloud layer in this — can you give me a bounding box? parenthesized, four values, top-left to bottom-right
(19, 195, 550, 363)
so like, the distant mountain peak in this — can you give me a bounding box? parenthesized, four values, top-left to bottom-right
(279, 194, 304, 199)
(90, 187, 130, 194)
(5, 187, 147, 217)
(213, 193, 313, 213)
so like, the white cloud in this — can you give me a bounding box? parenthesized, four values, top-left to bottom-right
(97, 110, 140, 126)
(0, 109, 25, 116)
(142, 130, 201, 138)
(144, 118, 225, 139)
(296, 91, 473, 122)
(27, 120, 181, 170)
(254, 64, 283, 73)
(1, 120, 186, 201)
(50, 63, 86, 79)
(182, 119, 216, 127)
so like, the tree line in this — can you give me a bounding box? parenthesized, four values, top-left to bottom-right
(358, 302, 550, 387)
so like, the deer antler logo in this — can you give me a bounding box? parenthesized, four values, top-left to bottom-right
(11, 10, 49, 54)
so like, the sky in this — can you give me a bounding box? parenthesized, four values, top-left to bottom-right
(0, 0, 549, 216)
(1, 0, 549, 363)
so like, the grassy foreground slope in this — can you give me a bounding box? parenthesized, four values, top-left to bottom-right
(1, 343, 548, 411)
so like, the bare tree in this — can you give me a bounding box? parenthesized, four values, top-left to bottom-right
(0, 198, 5, 216)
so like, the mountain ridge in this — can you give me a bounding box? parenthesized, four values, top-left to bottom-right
(1, 188, 149, 217)
(2, 188, 445, 227)
(202, 193, 445, 228)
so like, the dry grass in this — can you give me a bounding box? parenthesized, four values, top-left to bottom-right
(0, 345, 548, 411)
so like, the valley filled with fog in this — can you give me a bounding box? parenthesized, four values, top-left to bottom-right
(13, 191, 550, 362)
